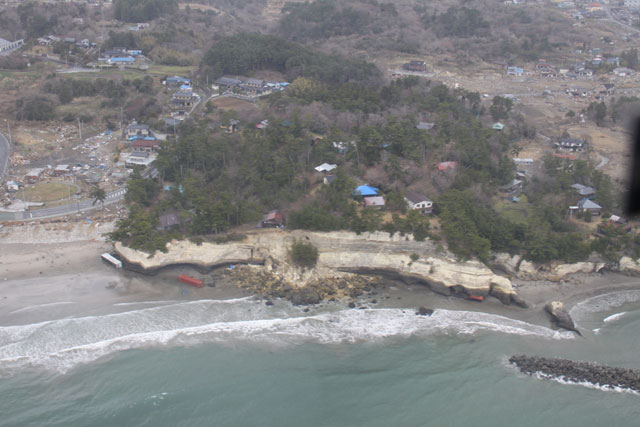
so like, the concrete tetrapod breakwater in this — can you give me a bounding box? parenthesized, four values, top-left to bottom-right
(509, 355, 640, 393)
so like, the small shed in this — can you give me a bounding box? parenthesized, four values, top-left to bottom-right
(364, 196, 385, 208)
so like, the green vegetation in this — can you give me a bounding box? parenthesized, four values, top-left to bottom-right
(289, 240, 319, 269)
(113, 0, 178, 23)
(203, 33, 381, 85)
(279, 0, 397, 42)
(422, 7, 490, 38)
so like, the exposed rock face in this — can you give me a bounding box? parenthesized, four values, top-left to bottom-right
(517, 260, 540, 280)
(544, 301, 581, 335)
(509, 355, 640, 393)
(115, 240, 256, 274)
(493, 253, 521, 275)
(114, 230, 520, 305)
(550, 262, 607, 278)
(618, 257, 640, 275)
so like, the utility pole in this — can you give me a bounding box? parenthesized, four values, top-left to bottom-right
(7, 121, 11, 147)
(77, 117, 83, 142)
(120, 107, 124, 132)
(100, 2, 106, 41)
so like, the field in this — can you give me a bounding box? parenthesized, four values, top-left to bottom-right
(23, 182, 78, 203)
(495, 194, 533, 225)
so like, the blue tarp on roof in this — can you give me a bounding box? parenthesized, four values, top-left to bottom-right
(353, 185, 379, 196)
(110, 57, 135, 63)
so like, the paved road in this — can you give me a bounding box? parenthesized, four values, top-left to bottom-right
(0, 188, 126, 222)
(0, 131, 9, 184)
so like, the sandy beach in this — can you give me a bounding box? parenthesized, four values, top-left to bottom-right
(1, 221, 639, 330)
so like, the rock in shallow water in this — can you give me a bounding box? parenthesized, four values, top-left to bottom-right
(416, 306, 434, 316)
(544, 301, 581, 335)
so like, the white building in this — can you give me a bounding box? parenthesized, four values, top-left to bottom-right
(0, 38, 24, 55)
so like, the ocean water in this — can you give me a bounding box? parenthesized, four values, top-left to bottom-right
(1, 291, 640, 426)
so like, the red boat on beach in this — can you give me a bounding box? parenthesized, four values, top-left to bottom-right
(178, 275, 204, 288)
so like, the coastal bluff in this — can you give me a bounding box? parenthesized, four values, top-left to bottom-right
(114, 230, 522, 305)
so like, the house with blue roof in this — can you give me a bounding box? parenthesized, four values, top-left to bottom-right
(108, 56, 136, 65)
(352, 185, 379, 197)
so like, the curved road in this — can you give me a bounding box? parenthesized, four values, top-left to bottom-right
(0, 188, 126, 222)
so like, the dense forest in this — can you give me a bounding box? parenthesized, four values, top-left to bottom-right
(113, 0, 178, 23)
(203, 33, 381, 85)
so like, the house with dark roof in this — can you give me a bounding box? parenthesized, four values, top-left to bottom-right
(323, 175, 336, 185)
(131, 139, 159, 153)
(157, 210, 180, 231)
(571, 183, 595, 197)
(578, 198, 602, 215)
(166, 76, 191, 87)
(402, 60, 427, 72)
(125, 122, 151, 140)
(500, 179, 523, 194)
(555, 138, 586, 152)
(405, 192, 432, 215)
(216, 76, 242, 88)
(172, 91, 199, 109)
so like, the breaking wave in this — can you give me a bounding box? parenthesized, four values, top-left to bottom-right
(0, 298, 573, 375)
(532, 372, 640, 396)
(570, 290, 640, 325)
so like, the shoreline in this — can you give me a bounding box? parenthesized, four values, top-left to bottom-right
(1, 237, 640, 331)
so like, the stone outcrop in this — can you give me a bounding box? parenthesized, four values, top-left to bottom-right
(517, 260, 540, 280)
(550, 262, 605, 278)
(618, 256, 640, 275)
(114, 230, 522, 305)
(544, 301, 581, 335)
(114, 240, 257, 274)
(509, 355, 640, 392)
(493, 253, 521, 276)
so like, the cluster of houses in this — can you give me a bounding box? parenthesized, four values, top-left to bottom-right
(97, 47, 144, 66)
(163, 75, 200, 118)
(554, 137, 587, 153)
(37, 35, 96, 50)
(213, 76, 289, 98)
(506, 58, 635, 80)
(123, 121, 159, 167)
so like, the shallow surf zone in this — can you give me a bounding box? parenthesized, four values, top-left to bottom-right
(0, 298, 572, 375)
(532, 372, 640, 396)
(570, 290, 640, 322)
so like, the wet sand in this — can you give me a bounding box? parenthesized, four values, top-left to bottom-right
(1, 239, 639, 329)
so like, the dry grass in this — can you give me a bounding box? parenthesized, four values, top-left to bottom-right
(23, 182, 77, 203)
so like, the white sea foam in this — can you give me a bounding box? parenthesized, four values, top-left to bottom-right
(9, 302, 75, 315)
(570, 290, 640, 322)
(113, 300, 181, 307)
(0, 299, 573, 375)
(532, 372, 640, 396)
(603, 312, 626, 323)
